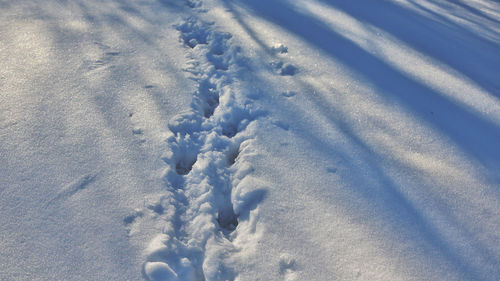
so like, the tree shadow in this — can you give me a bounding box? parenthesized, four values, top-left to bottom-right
(317, 0, 500, 99)
(226, 0, 500, 171)
(426, 0, 500, 26)
(255, 72, 498, 280)
(223, 0, 500, 279)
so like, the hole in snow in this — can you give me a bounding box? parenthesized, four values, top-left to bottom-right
(222, 124, 238, 138)
(203, 93, 220, 118)
(280, 64, 297, 76)
(227, 146, 240, 165)
(217, 212, 238, 232)
(124, 210, 143, 225)
(147, 203, 164, 215)
(175, 157, 197, 175)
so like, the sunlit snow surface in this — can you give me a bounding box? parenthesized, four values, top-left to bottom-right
(1, 0, 500, 280)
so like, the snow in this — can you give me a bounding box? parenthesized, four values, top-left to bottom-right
(1, 0, 500, 280)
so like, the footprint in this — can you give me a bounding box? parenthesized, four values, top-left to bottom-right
(168, 111, 202, 135)
(193, 80, 220, 118)
(226, 144, 240, 166)
(207, 54, 229, 71)
(279, 254, 298, 281)
(175, 155, 197, 175)
(280, 64, 297, 76)
(176, 17, 210, 48)
(271, 43, 288, 54)
(326, 167, 337, 173)
(185, 0, 202, 8)
(271, 61, 297, 76)
(124, 209, 144, 225)
(147, 202, 165, 215)
(124, 209, 144, 235)
(204, 92, 219, 118)
(206, 32, 233, 70)
(222, 123, 238, 138)
(282, 91, 297, 98)
(217, 209, 238, 232)
(132, 128, 146, 143)
(219, 107, 258, 138)
(209, 32, 231, 55)
(132, 128, 143, 135)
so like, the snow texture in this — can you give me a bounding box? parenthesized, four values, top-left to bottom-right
(1, 0, 500, 280)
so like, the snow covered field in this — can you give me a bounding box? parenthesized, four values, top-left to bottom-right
(1, 0, 500, 280)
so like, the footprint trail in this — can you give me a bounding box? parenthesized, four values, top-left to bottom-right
(142, 3, 267, 281)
